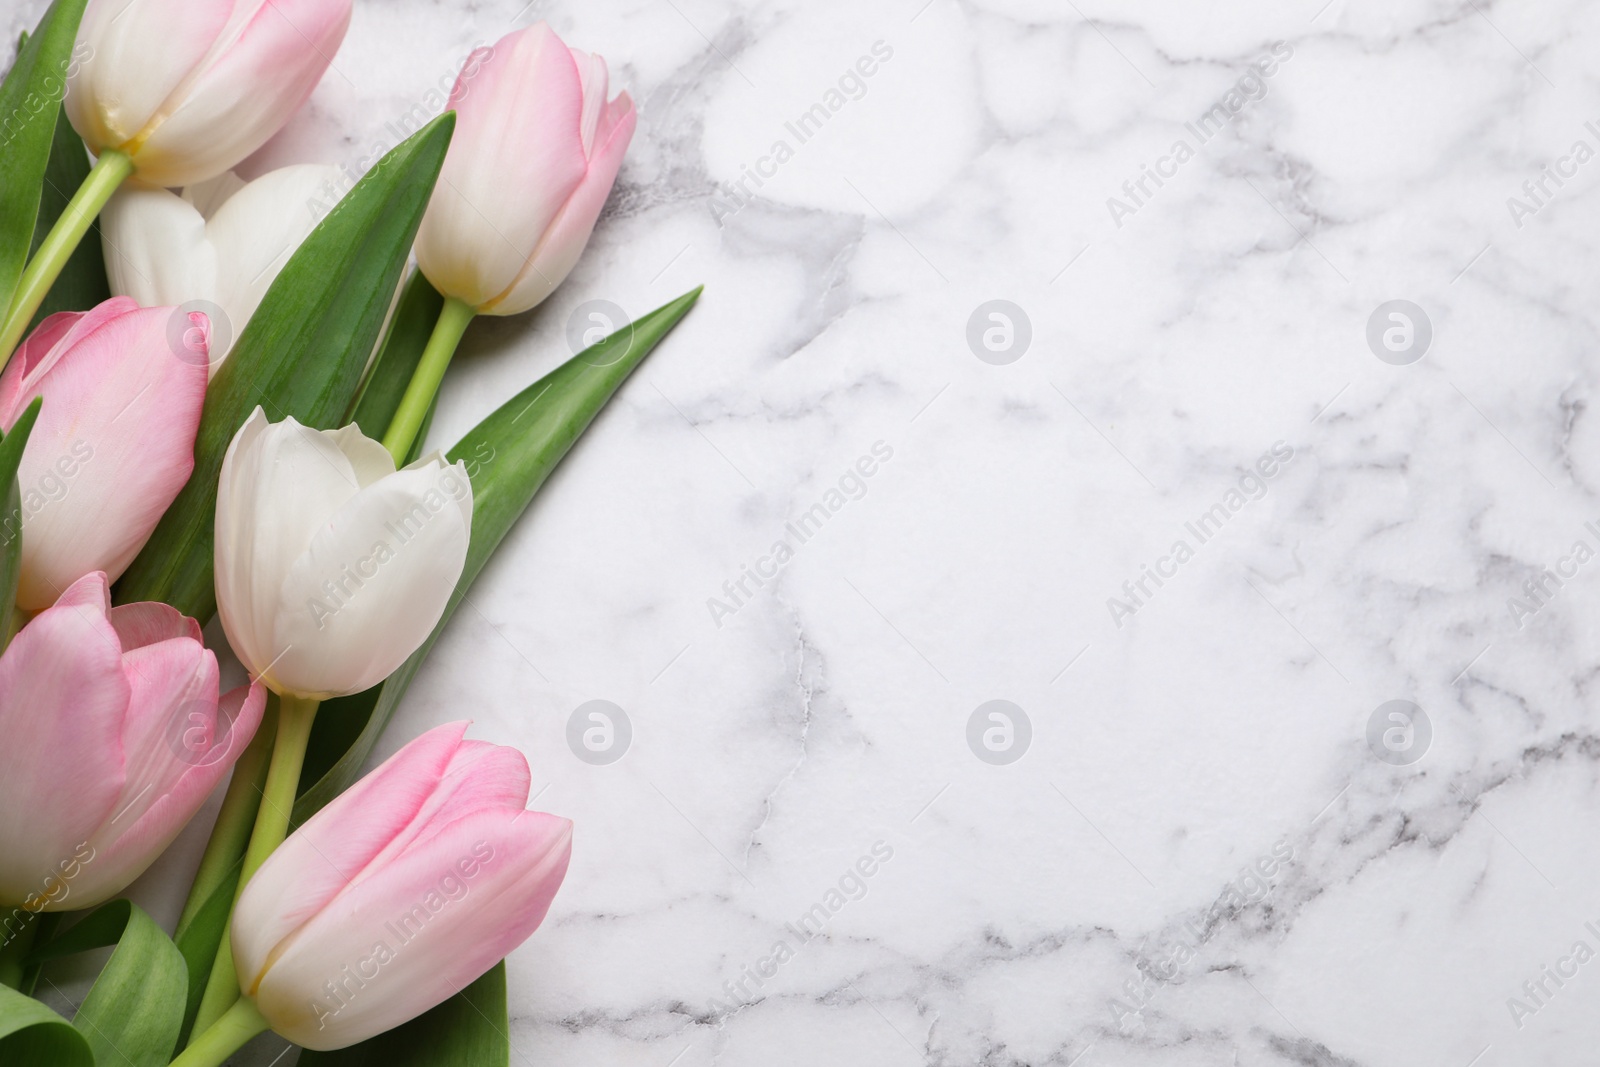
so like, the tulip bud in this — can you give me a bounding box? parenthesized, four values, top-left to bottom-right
(414, 23, 636, 316)
(214, 408, 472, 700)
(65, 0, 353, 188)
(232, 722, 571, 1049)
(0, 573, 265, 912)
(101, 165, 344, 374)
(0, 297, 208, 611)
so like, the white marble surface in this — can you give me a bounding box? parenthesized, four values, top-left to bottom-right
(15, 0, 1600, 1063)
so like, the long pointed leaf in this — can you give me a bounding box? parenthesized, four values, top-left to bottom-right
(295, 285, 702, 819)
(0, 0, 89, 315)
(115, 113, 456, 618)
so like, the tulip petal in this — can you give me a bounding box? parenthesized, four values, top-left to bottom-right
(325, 423, 398, 490)
(130, 0, 353, 186)
(0, 299, 140, 427)
(207, 165, 345, 366)
(101, 183, 219, 317)
(65, 0, 231, 154)
(215, 414, 367, 682)
(487, 94, 635, 316)
(415, 23, 588, 309)
(568, 48, 608, 158)
(62, 636, 218, 907)
(0, 574, 127, 908)
(232, 722, 468, 993)
(253, 809, 571, 1050)
(108, 599, 204, 651)
(266, 460, 471, 698)
(362, 741, 530, 873)
(84, 679, 265, 909)
(11, 305, 207, 609)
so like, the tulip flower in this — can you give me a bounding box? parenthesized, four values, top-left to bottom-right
(190, 410, 472, 1034)
(173, 724, 568, 1062)
(0, 0, 354, 361)
(0, 297, 207, 610)
(415, 22, 636, 317)
(382, 23, 636, 462)
(0, 572, 265, 913)
(102, 165, 345, 374)
(214, 407, 472, 702)
(66, 0, 353, 188)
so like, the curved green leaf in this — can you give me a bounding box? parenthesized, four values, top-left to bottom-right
(298, 961, 508, 1067)
(0, 984, 91, 1065)
(30, 900, 184, 1066)
(114, 112, 457, 618)
(295, 285, 703, 819)
(0, 0, 89, 316)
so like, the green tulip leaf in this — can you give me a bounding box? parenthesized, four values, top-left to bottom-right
(0, 0, 89, 318)
(26, 103, 111, 331)
(0, 397, 42, 623)
(0, 984, 91, 1066)
(114, 112, 457, 618)
(30, 899, 186, 1067)
(295, 285, 703, 819)
(298, 961, 508, 1067)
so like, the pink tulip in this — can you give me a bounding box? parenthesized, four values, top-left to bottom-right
(0, 297, 207, 610)
(233, 722, 571, 1049)
(65, 0, 353, 187)
(0, 572, 265, 913)
(414, 23, 637, 315)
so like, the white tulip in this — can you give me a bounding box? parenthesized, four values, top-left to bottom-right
(100, 165, 342, 374)
(215, 409, 472, 700)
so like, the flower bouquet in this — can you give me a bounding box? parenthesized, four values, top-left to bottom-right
(0, 1, 698, 1063)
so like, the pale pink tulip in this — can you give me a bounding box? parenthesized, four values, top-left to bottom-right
(414, 23, 636, 315)
(233, 722, 571, 1049)
(0, 297, 207, 610)
(65, 0, 353, 187)
(0, 572, 265, 912)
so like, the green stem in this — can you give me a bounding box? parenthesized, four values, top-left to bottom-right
(380, 296, 474, 464)
(175, 698, 278, 936)
(0, 150, 135, 364)
(189, 695, 318, 1039)
(0, 910, 38, 989)
(169, 997, 270, 1067)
